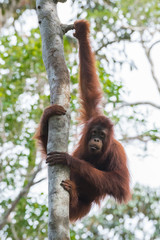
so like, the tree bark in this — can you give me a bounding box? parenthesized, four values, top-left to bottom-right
(36, 0, 74, 239)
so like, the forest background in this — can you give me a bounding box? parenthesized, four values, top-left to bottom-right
(0, 0, 160, 239)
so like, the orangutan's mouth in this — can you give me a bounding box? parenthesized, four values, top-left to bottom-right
(90, 145, 100, 152)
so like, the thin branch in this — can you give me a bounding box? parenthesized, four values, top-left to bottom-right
(95, 40, 118, 54)
(141, 38, 160, 94)
(111, 101, 160, 112)
(10, 222, 20, 240)
(0, 161, 43, 230)
(148, 40, 160, 56)
(121, 25, 146, 32)
(57, 0, 67, 2)
(120, 134, 160, 143)
(61, 24, 74, 34)
(120, 135, 148, 142)
(32, 177, 46, 186)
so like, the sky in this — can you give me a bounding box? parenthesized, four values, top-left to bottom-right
(120, 41, 160, 187)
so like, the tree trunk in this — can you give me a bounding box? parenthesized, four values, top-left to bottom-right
(36, 0, 74, 239)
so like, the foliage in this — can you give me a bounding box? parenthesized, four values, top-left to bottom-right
(73, 0, 160, 29)
(71, 184, 160, 240)
(3, 195, 48, 240)
(0, 27, 48, 239)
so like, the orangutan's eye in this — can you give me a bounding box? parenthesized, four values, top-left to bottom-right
(92, 130, 96, 136)
(100, 132, 105, 139)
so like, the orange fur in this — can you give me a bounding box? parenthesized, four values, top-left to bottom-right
(33, 105, 66, 157)
(35, 20, 131, 222)
(74, 20, 103, 122)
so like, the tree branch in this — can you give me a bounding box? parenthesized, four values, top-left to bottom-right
(0, 161, 42, 230)
(61, 24, 74, 34)
(10, 222, 20, 240)
(95, 40, 118, 55)
(148, 40, 160, 56)
(112, 101, 160, 112)
(120, 134, 148, 142)
(120, 133, 160, 143)
(32, 177, 46, 186)
(57, 0, 67, 2)
(121, 24, 146, 32)
(36, 0, 71, 239)
(141, 38, 160, 94)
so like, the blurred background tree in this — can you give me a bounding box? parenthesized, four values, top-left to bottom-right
(0, 0, 160, 239)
